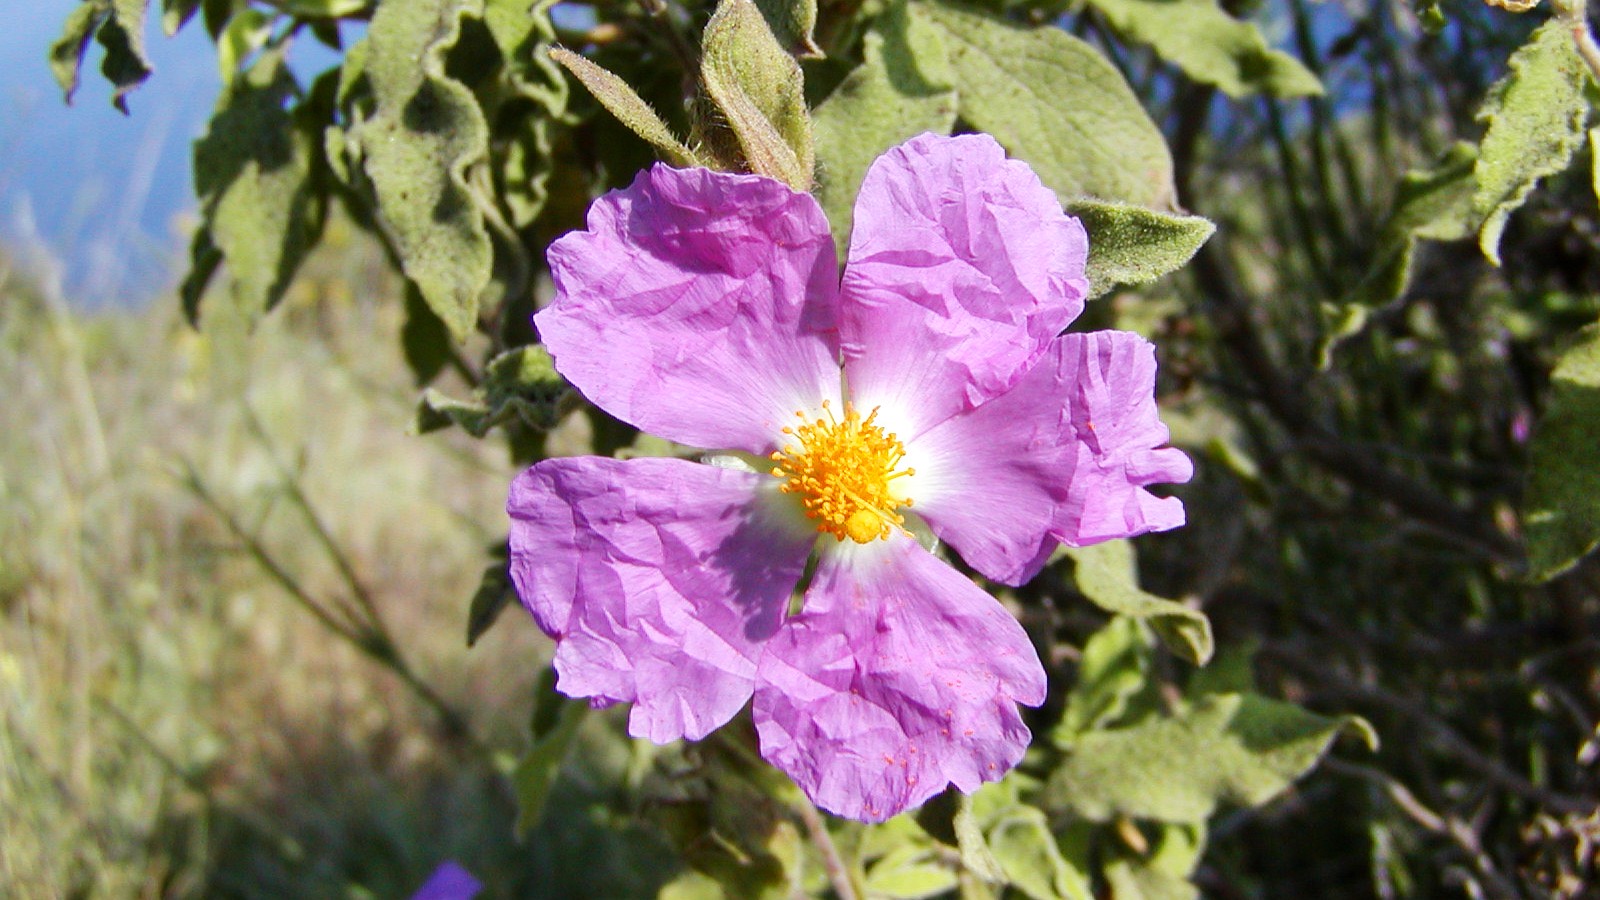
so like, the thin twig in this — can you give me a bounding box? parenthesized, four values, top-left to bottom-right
(795, 797, 862, 900)
(1264, 644, 1597, 816)
(1554, 0, 1600, 84)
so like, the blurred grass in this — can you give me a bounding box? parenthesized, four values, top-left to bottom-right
(0, 225, 675, 898)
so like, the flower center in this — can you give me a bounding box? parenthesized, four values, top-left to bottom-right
(769, 401, 915, 544)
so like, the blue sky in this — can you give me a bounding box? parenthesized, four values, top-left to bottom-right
(1, 4, 319, 308)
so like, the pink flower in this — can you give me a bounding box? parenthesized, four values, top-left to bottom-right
(508, 133, 1192, 822)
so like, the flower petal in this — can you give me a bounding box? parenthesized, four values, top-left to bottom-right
(752, 537, 1046, 822)
(1053, 331, 1193, 545)
(902, 339, 1077, 587)
(841, 133, 1088, 440)
(508, 457, 814, 743)
(539, 165, 842, 454)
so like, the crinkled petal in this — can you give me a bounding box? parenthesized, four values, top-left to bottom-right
(840, 133, 1088, 440)
(539, 165, 842, 454)
(1053, 331, 1193, 545)
(752, 536, 1046, 822)
(901, 337, 1079, 586)
(508, 457, 814, 743)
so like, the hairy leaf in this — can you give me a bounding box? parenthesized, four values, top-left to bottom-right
(186, 51, 324, 326)
(416, 345, 571, 437)
(50, 2, 110, 102)
(987, 808, 1094, 900)
(348, 0, 493, 341)
(755, 0, 820, 56)
(924, 2, 1174, 207)
(1474, 20, 1590, 266)
(216, 7, 273, 82)
(550, 47, 702, 168)
(864, 846, 959, 898)
(1083, 0, 1320, 97)
(1063, 542, 1214, 665)
(1525, 324, 1600, 580)
(489, 0, 570, 228)
(701, 0, 814, 188)
(1102, 823, 1205, 900)
(1053, 616, 1159, 742)
(1067, 200, 1214, 299)
(812, 0, 956, 251)
(1047, 693, 1376, 822)
(1322, 142, 1479, 359)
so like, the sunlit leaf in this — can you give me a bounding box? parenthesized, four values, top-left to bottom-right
(1062, 542, 1214, 665)
(1102, 823, 1205, 900)
(347, 0, 493, 341)
(923, 2, 1175, 207)
(1067, 200, 1214, 299)
(186, 50, 325, 326)
(1321, 142, 1478, 363)
(1524, 324, 1600, 580)
(755, 0, 820, 56)
(1083, 0, 1321, 97)
(416, 345, 572, 437)
(1046, 693, 1376, 823)
(987, 807, 1094, 900)
(1473, 20, 1590, 266)
(50, 1, 110, 103)
(812, 0, 956, 252)
(1052, 616, 1159, 742)
(700, 0, 814, 188)
(549, 48, 702, 168)
(864, 845, 959, 898)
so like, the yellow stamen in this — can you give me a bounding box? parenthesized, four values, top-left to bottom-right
(769, 401, 914, 544)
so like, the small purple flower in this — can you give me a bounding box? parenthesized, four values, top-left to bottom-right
(508, 133, 1192, 822)
(410, 861, 482, 900)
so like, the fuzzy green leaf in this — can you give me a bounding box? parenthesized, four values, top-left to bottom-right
(1053, 616, 1159, 743)
(812, 0, 956, 252)
(490, 1, 569, 228)
(98, 0, 153, 112)
(1324, 142, 1479, 354)
(416, 345, 571, 437)
(755, 0, 820, 56)
(1063, 542, 1214, 665)
(1046, 693, 1376, 823)
(50, 2, 109, 102)
(923, 2, 1174, 207)
(348, 0, 493, 341)
(1102, 823, 1205, 900)
(987, 808, 1094, 900)
(864, 846, 959, 898)
(549, 47, 702, 168)
(1524, 324, 1600, 580)
(1067, 200, 1214, 299)
(1083, 0, 1321, 97)
(216, 7, 273, 82)
(1474, 20, 1590, 266)
(701, 0, 814, 188)
(185, 51, 325, 327)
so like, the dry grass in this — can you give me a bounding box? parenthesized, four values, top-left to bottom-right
(0, 231, 667, 898)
